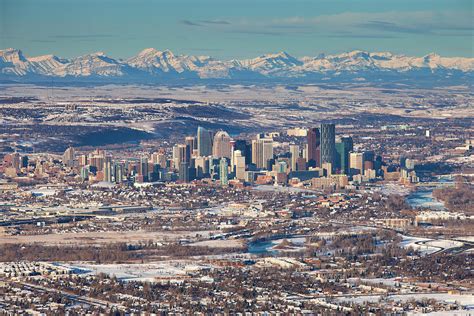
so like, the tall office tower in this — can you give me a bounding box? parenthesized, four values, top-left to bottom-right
(151, 152, 159, 165)
(194, 156, 209, 179)
(78, 154, 88, 167)
(230, 140, 235, 168)
(80, 166, 89, 181)
(212, 131, 232, 158)
(103, 158, 112, 183)
(138, 157, 149, 181)
(209, 157, 221, 180)
(320, 123, 336, 170)
(335, 136, 353, 174)
(179, 162, 190, 182)
(251, 138, 274, 169)
(234, 139, 251, 165)
(263, 139, 274, 169)
(350, 152, 364, 175)
(89, 151, 105, 172)
(289, 144, 300, 171)
(234, 150, 246, 180)
(63, 147, 75, 167)
(219, 158, 228, 186)
(172, 144, 188, 169)
(307, 127, 320, 167)
(113, 162, 124, 183)
(185, 136, 196, 160)
(151, 152, 167, 168)
(197, 126, 213, 157)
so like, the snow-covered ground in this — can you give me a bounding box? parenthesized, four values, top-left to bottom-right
(66, 261, 214, 282)
(399, 235, 465, 255)
(337, 293, 474, 309)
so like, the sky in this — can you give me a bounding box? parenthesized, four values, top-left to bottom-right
(0, 0, 472, 59)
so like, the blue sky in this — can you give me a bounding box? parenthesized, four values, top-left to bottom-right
(0, 0, 472, 59)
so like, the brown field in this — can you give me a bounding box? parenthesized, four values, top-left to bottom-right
(0, 230, 216, 246)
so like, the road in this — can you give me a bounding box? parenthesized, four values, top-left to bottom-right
(13, 279, 127, 311)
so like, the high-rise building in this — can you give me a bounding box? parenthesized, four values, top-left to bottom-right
(151, 151, 167, 168)
(320, 123, 336, 171)
(234, 150, 246, 180)
(194, 156, 209, 179)
(212, 131, 232, 158)
(335, 136, 353, 175)
(179, 162, 190, 182)
(251, 138, 273, 169)
(307, 128, 320, 167)
(138, 157, 149, 181)
(89, 150, 105, 172)
(78, 154, 88, 167)
(185, 136, 196, 160)
(209, 158, 221, 180)
(103, 157, 113, 183)
(234, 139, 252, 165)
(197, 126, 213, 157)
(350, 152, 364, 175)
(113, 162, 124, 183)
(63, 147, 75, 167)
(80, 166, 89, 181)
(219, 158, 228, 186)
(172, 144, 188, 169)
(289, 144, 299, 171)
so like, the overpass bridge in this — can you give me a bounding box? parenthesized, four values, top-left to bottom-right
(414, 181, 455, 187)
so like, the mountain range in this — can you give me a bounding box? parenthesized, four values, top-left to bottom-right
(1, 48, 473, 85)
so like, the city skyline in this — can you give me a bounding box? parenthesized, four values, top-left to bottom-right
(0, 1, 472, 313)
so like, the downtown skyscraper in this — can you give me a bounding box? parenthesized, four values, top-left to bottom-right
(320, 123, 336, 171)
(197, 126, 213, 157)
(307, 127, 320, 167)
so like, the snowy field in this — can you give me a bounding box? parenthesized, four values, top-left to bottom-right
(336, 293, 474, 309)
(65, 261, 214, 283)
(399, 235, 465, 255)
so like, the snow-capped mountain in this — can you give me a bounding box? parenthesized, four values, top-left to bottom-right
(0, 48, 472, 84)
(239, 52, 303, 76)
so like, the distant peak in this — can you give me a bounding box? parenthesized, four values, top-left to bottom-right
(346, 50, 370, 58)
(261, 51, 293, 59)
(0, 48, 27, 62)
(136, 48, 175, 58)
(139, 48, 160, 55)
(92, 51, 106, 56)
(424, 52, 440, 59)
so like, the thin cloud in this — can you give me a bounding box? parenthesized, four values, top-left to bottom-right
(357, 21, 430, 34)
(51, 34, 114, 39)
(328, 33, 400, 39)
(226, 29, 283, 36)
(268, 11, 472, 36)
(180, 20, 203, 27)
(199, 20, 230, 25)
